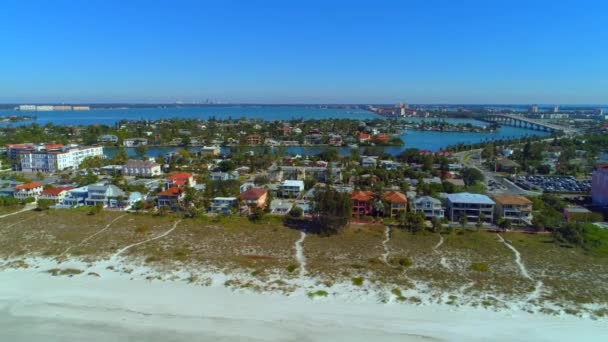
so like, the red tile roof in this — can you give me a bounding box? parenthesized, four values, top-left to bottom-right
(240, 188, 268, 200)
(158, 187, 183, 196)
(41, 186, 74, 195)
(359, 133, 371, 139)
(168, 173, 192, 180)
(15, 182, 44, 190)
(352, 191, 375, 202)
(376, 134, 389, 141)
(383, 191, 408, 203)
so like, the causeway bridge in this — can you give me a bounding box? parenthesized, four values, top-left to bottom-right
(482, 114, 574, 134)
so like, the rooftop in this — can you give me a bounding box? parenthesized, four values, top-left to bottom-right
(493, 195, 532, 205)
(240, 188, 268, 200)
(383, 191, 407, 203)
(447, 193, 495, 205)
(15, 182, 43, 190)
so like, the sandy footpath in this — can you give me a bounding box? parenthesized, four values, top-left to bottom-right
(0, 264, 606, 342)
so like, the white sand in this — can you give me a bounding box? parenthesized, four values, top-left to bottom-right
(0, 263, 606, 342)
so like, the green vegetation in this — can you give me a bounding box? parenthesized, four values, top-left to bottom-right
(46, 268, 84, 276)
(307, 290, 329, 298)
(351, 277, 364, 286)
(312, 187, 352, 235)
(470, 262, 490, 272)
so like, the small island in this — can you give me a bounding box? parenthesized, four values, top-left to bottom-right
(0, 114, 36, 123)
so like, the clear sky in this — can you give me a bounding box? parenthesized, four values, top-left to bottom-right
(1, 0, 607, 104)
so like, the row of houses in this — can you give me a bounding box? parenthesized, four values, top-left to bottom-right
(349, 190, 533, 225)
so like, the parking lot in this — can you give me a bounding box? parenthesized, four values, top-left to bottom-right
(514, 175, 591, 193)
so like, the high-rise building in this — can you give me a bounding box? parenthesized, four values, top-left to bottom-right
(529, 105, 539, 113)
(553, 105, 560, 113)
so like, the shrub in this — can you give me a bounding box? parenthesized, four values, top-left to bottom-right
(307, 290, 329, 298)
(286, 264, 297, 273)
(391, 257, 412, 267)
(470, 262, 489, 272)
(135, 226, 151, 233)
(352, 277, 364, 286)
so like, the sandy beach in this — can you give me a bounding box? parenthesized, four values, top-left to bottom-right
(0, 261, 606, 342)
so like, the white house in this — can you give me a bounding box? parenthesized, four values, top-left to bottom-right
(13, 182, 44, 200)
(280, 180, 305, 198)
(123, 159, 161, 177)
(38, 186, 75, 203)
(123, 138, 148, 147)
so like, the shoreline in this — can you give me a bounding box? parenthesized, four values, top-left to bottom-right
(0, 256, 606, 341)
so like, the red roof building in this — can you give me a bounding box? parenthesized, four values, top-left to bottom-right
(352, 191, 376, 216)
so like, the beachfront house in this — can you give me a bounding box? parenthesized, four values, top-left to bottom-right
(352, 191, 375, 216)
(493, 195, 533, 225)
(240, 188, 269, 213)
(446, 193, 495, 224)
(38, 186, 74, 203)
(57, 186, 89, 208)
(157, 187, 185, 210)
(413, 196, 445, 219)
(210, 197, 238, 215)
(13, 182, 44, 200)
(85, 184, 127, 208)
(383, 191, 408, 218)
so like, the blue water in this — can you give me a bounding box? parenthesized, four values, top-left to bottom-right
(0, 106, 375, 126)
(0, 106, 550, 154)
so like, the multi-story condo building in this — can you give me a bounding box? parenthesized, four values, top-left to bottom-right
(592, 164, 608, 207)
(493, 195, 533, 225)
(413, 196, 445, 219)
(19, 145, 104, 173)
(123, 159, 161, 177)
(446, 193, 495, 223)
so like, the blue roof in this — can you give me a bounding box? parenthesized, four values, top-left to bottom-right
(447, 193, 495, 205)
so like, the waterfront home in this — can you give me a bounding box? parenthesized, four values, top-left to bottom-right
(240, 188, 269, 213)
(446, 193, 495, 223)
(352, 191, 375, 216)
(123, 159, 162, 177)
(379, 160, 402, 170)
(38, 186, 74, 203)
(280, 180, 305, 198)
(13, 182, 44, 200)
(98, 134, 118, 144)
(328, 134, 343, 146)
(493, 195, 533, 225)
(209, 171, 239, 181)
(200, 146, 220, 156)
(383, 191, 408, 217)
(246, 134, 263, 145)
(210, 197, 238, 214)
(123, 138, 148, 147)
(413, 196, 445, 219)
(84, 184, 127, 208)
(157, 187, 185, 210)
(57, 186, 89, 208)
(361, 157, 377, 168)
(304, 134, 322, 145)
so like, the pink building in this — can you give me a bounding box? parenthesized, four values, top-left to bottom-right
(592, 165, 608, 207)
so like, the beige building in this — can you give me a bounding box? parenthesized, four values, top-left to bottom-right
(493, 195, 533, 225)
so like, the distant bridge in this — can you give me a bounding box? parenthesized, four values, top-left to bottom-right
(482, 114, 574, 134)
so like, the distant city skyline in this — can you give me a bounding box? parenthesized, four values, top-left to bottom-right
(1, 0, 607, 104)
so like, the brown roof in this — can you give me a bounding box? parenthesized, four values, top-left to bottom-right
(493, 195, 532, 205)
(352, 191, 375, 202)
(240, 188, 268, 200)
(158, 187, 183, 196)
(383, 191, 408, 203)
(15, 182, 43, 190)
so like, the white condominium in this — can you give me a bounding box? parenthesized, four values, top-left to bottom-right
(20, 145, 104, 173)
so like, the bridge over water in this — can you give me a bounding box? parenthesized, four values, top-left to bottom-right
(482, 114, 574, 134)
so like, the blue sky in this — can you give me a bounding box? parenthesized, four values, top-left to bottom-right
(1, 0, 607, 104)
